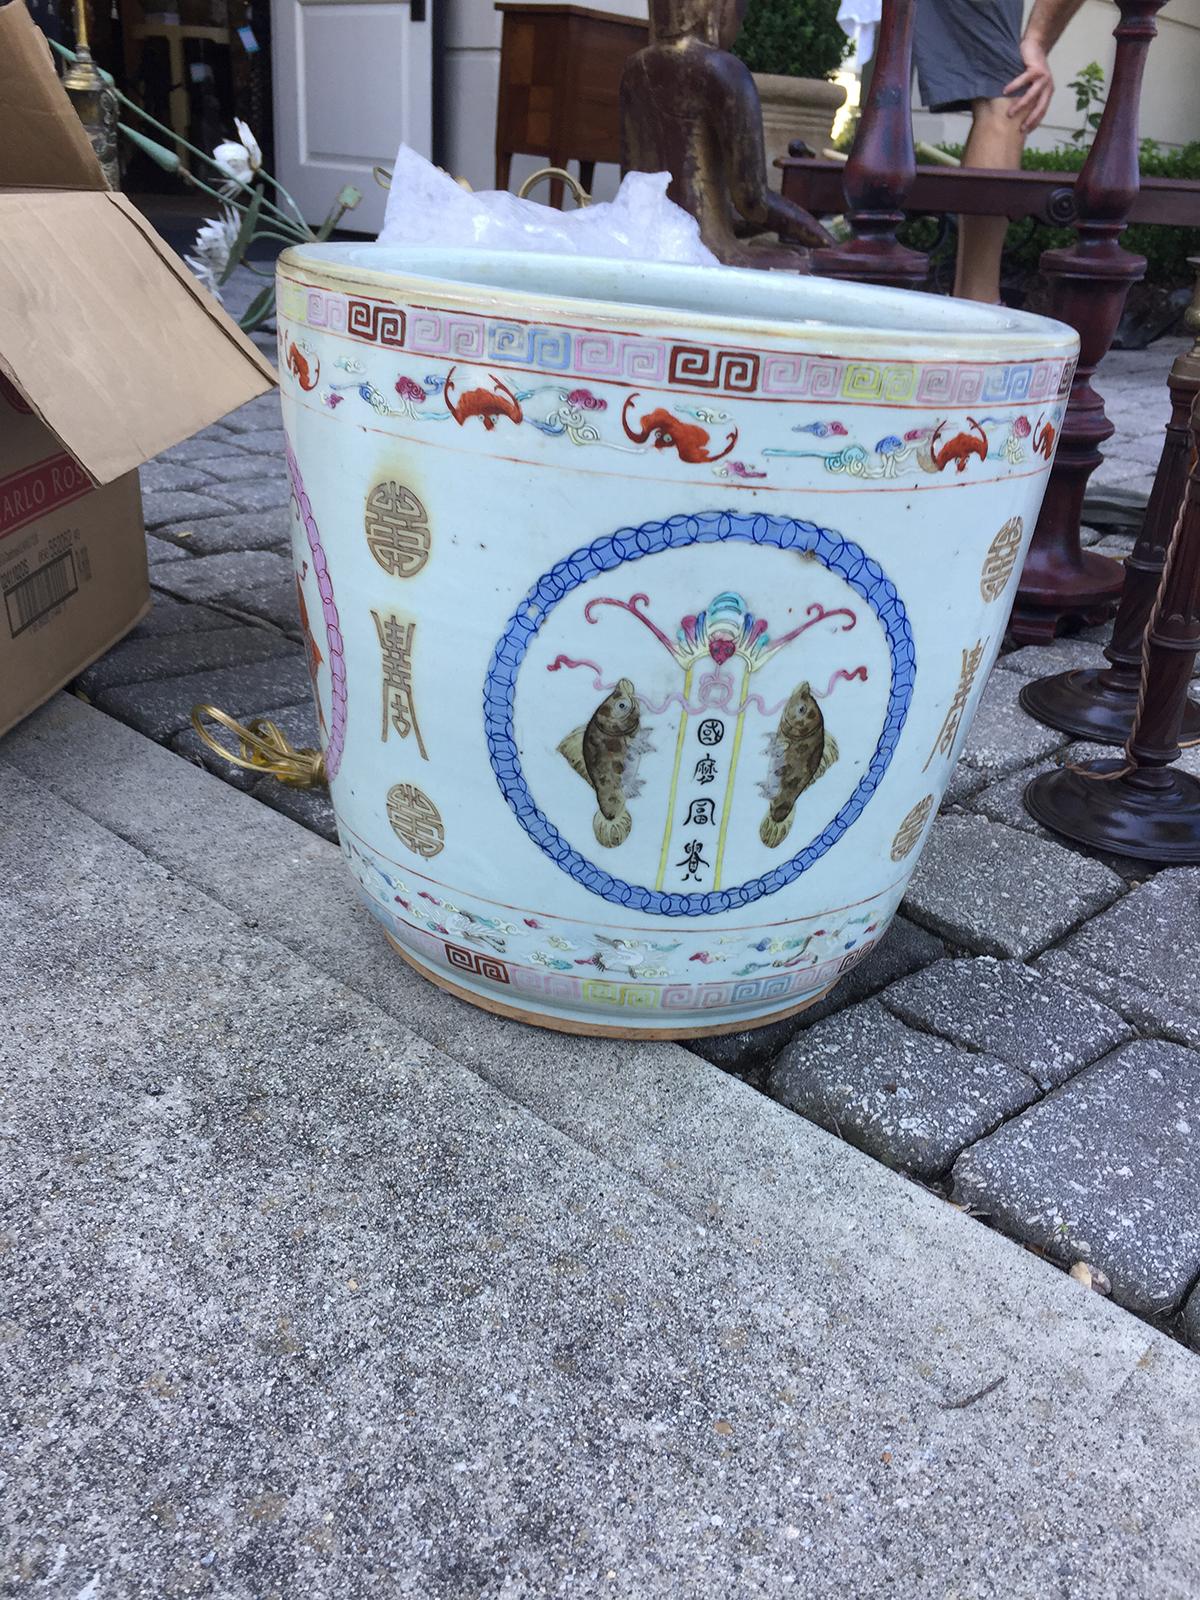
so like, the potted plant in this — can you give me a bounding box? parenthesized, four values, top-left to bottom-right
(734, 0, 852, 186)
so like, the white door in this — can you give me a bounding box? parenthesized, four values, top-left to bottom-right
(271, 0, 433, 235)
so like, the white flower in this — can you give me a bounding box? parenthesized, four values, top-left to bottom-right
(213, 118, 262, 194)
(184, 206, 242, 297)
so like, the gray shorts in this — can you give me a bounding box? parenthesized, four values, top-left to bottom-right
(913, 0, 1025, 112)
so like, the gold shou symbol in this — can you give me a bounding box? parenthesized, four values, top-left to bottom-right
(891, 794, 934, 861)
(365, 480, 430, 577)
(980, 516, 1024, 603)
(386, 783, 444, 858)
(923, 637, 986, 772)
(372, 610, 428, 759)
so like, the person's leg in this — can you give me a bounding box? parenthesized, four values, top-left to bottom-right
(954, 95, 1025, 303)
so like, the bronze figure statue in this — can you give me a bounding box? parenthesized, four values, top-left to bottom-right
(620, 0, 833, 268)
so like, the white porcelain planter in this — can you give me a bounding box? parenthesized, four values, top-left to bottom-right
(276, 246, 1076, 1037)
(754, 71, 847, 187)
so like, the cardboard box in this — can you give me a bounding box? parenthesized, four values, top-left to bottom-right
(0, 376, 148, 734)
(0, 0, 277, 737)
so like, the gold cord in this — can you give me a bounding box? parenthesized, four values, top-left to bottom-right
(190, 704, 326, 789)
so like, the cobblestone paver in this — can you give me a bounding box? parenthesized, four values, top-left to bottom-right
(75, 622, 295, 696)
(953, 1042, 1200, 1319)
(165, 509, 294, 554)
(954, 669, 1071, 782)
(901, 812, 1124, 959)
(969, 741, 1116, 836)
(1035, 869, 1200, 1047)
(68, 298, 1200, 1347)
(882, 956, 1133, 1090)
(149, 548, 296, 609)
(769, 1001, 1038, 1179)
(93, 653, 314, 742)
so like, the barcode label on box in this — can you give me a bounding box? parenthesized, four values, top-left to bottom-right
(5, 549, 78, 637)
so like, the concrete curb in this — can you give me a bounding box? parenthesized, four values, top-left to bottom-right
(3, 694, 1200, 1597)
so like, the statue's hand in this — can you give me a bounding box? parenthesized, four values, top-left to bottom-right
(770, 197, 835, 251)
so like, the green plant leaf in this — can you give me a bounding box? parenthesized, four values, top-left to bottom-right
(118, 122, 181, 174)
(220, 184, 264, 285)
(238, 282, 276, 333)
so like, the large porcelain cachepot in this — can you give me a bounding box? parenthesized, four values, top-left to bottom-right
(276, 245, 1077, 1037)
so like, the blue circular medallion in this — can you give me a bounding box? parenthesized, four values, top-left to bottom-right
(483, 511, 915, 916)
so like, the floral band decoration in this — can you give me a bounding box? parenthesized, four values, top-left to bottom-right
(282, 331, 1062, 486)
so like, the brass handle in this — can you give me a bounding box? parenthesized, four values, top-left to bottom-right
(190, 704, 327, 789)
(516, 167, 593, 208)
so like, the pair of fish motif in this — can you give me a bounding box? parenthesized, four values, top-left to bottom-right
(558, 679, 837, 852)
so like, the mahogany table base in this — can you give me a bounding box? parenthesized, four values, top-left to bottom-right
(1024, 759, 1200, 863)
(1019, 667, 1200, 745)
(810, 0, 929, 294)
(1008, 542, 1125, 645)
(810, 238, 928, 292)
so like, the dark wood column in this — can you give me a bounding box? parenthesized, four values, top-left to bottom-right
(810, 0, 927, 290)
(1010, 0, 1166, 645)
(1024, 389, 1200, 863)
(1020, 258, 1200, 742)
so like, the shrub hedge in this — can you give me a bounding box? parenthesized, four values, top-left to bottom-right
(734, 0, 851, 81)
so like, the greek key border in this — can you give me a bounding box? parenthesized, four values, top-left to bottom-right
(284, 278, 1075, 408)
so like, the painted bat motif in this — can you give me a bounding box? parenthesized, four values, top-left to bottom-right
(1032, 414, 1056, 460)
(444, 367, 523, 430)
(621, 396, 737, 463)
(926, 417, 988, 474)
(286, 342, 319, 391)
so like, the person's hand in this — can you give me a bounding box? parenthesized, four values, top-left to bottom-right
(1005, 36, 1055, 134)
